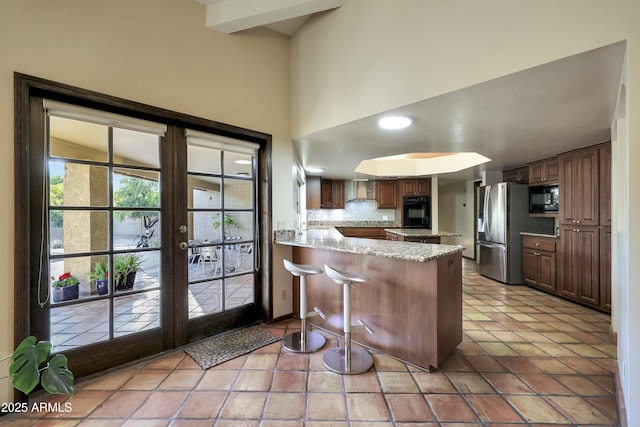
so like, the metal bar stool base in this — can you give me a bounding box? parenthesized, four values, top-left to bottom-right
(323, 348, 373, 375)
(282, 331, 326, 353)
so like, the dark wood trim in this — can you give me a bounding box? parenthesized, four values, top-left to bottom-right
(261, 136, 273, 322)
(162, 125, 179, 349)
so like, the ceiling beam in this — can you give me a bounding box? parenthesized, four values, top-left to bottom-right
(199, 0, 347, 34)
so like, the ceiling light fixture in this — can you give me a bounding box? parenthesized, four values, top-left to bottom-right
(378, 115, 412, 130)
(305, 166, 325, 174)
(235, 159, 252, 165)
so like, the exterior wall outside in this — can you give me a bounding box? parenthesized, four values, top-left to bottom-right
(0, 0, 292, 403)
(291, 1, 640, 423)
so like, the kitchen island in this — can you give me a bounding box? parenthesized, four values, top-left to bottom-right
(384, 228, 462, 243)
(275, 229, 463, 370)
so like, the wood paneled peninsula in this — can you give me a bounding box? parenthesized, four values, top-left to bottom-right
(275, 229, 463, 370)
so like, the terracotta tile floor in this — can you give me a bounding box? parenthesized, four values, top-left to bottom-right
(3, 259, 618, 426)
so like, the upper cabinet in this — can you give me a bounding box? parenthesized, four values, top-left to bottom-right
(528, 157, 559, 185)
(559, 145, 599, 226)
(503, 166, 529, 184)
(376, 180, 397, 209)
(306, 176, 321, 209)
(398, 178, 431, 197)
(306, 176, 345, 209)
(321, 179, 345, 209)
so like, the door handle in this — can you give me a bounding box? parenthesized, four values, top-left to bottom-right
(179, 242, 188, 250)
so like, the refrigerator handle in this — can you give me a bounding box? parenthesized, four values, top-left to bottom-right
(484, 186, 491, 238)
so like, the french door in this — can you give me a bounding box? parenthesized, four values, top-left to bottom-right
(175, 129, 262, 343)
(16, 75, 268, 379)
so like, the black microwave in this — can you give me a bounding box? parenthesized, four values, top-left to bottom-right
(529, 185, 559, 213)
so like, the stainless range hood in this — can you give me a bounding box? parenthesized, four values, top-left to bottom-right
(345, 179, 376, 202)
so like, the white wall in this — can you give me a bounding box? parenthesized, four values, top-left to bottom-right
(438, 181, 475, 258)
(291, 1, 640, 423)
(0, 0, 292, 403)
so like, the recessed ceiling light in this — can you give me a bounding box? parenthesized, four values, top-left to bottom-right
(306, 166, 325, 174)
(235, 159, 252, 165)
(378, 115, 412, 130)
(355, 152, 491, 176)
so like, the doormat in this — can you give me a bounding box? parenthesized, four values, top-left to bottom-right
(184, 325, 281, 369)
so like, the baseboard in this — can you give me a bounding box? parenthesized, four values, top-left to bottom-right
(610, 325, 618, 344)
(615, 363, 627, 427)
(269, 313, 293, 324)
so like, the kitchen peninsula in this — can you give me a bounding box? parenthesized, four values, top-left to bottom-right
(275, 228, 463, 370)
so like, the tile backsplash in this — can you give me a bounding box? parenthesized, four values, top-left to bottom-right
(306, 200, 396, 223)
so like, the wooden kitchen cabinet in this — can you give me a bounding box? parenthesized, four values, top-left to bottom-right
(385, 232, 400, 241)
(306, 176, 321, 209)
(559, 145, 599, 226)
(521, 142, 610, 313)
(376, 180, 397, 208)
(529, 157, 559, 185)
(306, 177, 345, 209)
(503, 166, 529, 184)
(336, 227, 385, 239)
(559, 225, 599, 305)
(320, 179, 345, 209)
(522, 235, 557, 293)
(398, 178, 431, 196)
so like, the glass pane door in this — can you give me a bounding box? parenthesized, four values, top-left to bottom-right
(47, 115, 163, 353)
(186, 135, 257, 322)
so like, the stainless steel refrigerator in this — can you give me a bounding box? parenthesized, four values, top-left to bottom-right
(476, 182, 554, 284)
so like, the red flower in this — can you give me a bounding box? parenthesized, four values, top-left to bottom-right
(59, 272, 71, 281)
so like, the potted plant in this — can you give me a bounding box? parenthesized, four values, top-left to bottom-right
(114, 254, 141, 291)
(213, 212, 240, 238)
(1, 336, 74, 397)
(88, 261, 109, 295)
(51, 272, 79, 302)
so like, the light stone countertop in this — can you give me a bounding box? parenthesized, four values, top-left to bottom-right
(274, 228, 463, 262)
(521, 232, 559, 238)
(383, 228, 462, 237)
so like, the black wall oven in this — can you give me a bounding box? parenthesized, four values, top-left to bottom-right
(402, 195, 431, 228)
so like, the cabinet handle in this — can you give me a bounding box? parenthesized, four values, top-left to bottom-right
(535, 252, 540, 256)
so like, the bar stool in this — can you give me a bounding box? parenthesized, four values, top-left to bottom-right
(282, 259, 327, 353)
(322, 264, 374, 375)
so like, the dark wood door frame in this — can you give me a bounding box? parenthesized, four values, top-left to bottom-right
(14, 73, 273, 380)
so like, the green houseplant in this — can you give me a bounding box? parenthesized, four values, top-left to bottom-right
(213, 212, 240, 238)
(1, 336, 74, 396)
(114, 254, 141, 291)
(88, 261, 109, 295)
(51, 272, 79, 302)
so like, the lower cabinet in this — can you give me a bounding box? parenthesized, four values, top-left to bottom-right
(336, 227, 385, 239)
(523, 229, 610, 313)
(560, 225, 599, 306)
(522, 235, 557, 292)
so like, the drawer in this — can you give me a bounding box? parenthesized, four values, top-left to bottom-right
(522, 235, 556, 252)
